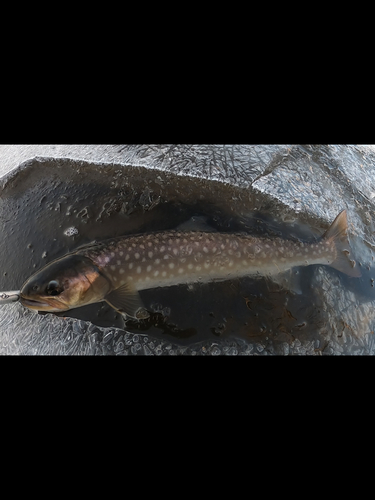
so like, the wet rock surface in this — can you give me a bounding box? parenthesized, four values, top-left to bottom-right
(1, 144, 375, 355)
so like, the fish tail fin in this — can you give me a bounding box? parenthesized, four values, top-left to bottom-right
(323, 210, 361, 277)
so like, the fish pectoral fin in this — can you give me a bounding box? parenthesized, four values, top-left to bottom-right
(104, 282, 149, 319)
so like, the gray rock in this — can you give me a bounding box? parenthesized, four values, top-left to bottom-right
(0, 144, 375, 355)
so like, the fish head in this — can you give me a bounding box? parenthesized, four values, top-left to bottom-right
(20, 255, 111, 312)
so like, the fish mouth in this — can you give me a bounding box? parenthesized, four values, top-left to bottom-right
(20, 296, 55, 310)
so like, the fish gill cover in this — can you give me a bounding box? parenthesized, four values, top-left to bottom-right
(0, 144, 375, 355)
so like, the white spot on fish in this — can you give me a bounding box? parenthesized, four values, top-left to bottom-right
(119, 251, 123, 257)
(111, 252, 115, 257)
(163, 254, 169, 260)
(188, 263, 194, 270)
(137, 266, 142, 274)
(196, 265, 201, 271)
(212, 247, 217, 253)
(135, 252, 140, 259)
(160, 245, 165, 252)
(119, 269, 125, 274)
(154, 270, 159, 277)
(125, 254, 130, 261)
(228, 261, 234, 267)
(129, 263, 133, 270)
(147, 265, 152, 272)
(148, 251, 153, 259)
(204, 262, 210, 268)
(168, 263, 175, 269)
(111, 265, 116, 271)
(105, 256, 110, 264)
(162, 271, 167, 277)
(173, 248, 179, 256)
(117, 260, 121, 265)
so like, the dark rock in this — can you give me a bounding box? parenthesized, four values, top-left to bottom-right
(0, 144, 374, 355)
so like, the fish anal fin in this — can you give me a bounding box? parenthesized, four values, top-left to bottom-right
(323, 210, 361, 278)
(105, 282, 149, 319)
(269, 269, 302, 295)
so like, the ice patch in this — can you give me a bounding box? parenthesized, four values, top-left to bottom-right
(64, 227, 79, 237)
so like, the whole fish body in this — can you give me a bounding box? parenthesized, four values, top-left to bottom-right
(19, 210, 360, 318)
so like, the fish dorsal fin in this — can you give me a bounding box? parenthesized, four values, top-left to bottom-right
(176, 216, 218, 233)
(72, 240, 99, 252)
(105, 282, 148, 319)
(323, 210, 348, 242)
(323, 210, 361, 277)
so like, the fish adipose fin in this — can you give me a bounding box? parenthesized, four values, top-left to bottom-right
(105, 282, 149, 319)
(323, 210, 361, 277)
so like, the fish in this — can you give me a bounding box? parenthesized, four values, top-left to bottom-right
(19, 210, 361, 318)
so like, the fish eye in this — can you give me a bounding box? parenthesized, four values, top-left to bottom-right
(46, 280, 62, 296)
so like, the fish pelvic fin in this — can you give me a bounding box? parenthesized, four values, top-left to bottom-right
(105, 282, 149, 319)
(323, 210, 361, 277)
